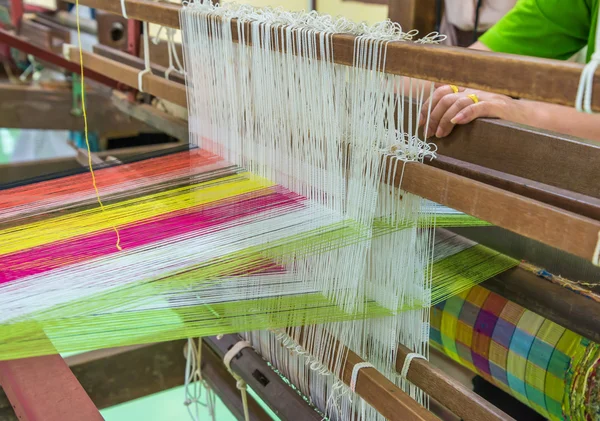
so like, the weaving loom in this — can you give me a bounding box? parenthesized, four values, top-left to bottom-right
(0, 0, 599, 420)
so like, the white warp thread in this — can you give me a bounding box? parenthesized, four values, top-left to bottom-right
(349, 362, 374, 392)
(399, 353, 426, 379)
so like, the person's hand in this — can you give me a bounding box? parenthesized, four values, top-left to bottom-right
(419, 85, 517, 138)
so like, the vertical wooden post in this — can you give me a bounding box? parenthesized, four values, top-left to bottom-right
(388, 0, 437, 35)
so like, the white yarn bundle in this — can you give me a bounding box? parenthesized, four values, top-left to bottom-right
(180, 2, 442, 420)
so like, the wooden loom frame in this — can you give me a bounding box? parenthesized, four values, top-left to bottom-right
(0, 0, 599, 419)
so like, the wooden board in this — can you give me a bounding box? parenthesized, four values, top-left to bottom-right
(68, 47, 187, 108)
(397, 161, 600, 262)
(436, 118, 600, 199)
(68, 0, 600, 110)
(0, 355, 103, 421)
(396, 345, 514, 421)
(94, 43, 186, 85)
(428, 155, 600, 221)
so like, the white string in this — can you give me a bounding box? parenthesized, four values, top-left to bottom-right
(399, 352, 426, 379)
(593, 230, 600, 266)
(183, 338, 217, 421)
(120, 0, 128, 18)
(152, 26, 185, 80)
(349, 362, 374, 392)
(223, 340, 252, 371)
(138, 21, 152, 92)
(223, 341, 252, 421)
(575, 11, 600, 113)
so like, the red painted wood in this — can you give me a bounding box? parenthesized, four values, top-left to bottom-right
(0, 354, 104, 421)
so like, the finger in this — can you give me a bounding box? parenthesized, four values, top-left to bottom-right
(425, 92, 460, 138)
(435, 96, 476, 137)
(434, 82, 464, 91)
(419, 85, 455, 127)
(451, 101, 500, 125)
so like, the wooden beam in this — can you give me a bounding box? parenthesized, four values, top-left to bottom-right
(94, 43, 186, 85)
(397, 161, 600, 262)
(67, 47, 187, 108)
(0, 29, 117, 88)
(428, 155, 600, 221)
(111, 90, 189, 141)
(450, 226, 600, 284)
(68, 0, 600, 110)
(0, 83, 155, 135)
(0, 355, 103, 421)
(342, 349, 438, 421)
(204, 335, 323, 421)
(208, 335, 437, 421)
(396, 345, 514, 421)
(436, 118, 600, 199)
(483, 267, 600, 344)
(199, 342, 272, 421)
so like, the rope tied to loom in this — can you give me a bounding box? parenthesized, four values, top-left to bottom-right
(183, 338, 217, 421)
(222, 340, 252, 421)
(576, 9, 600, 113)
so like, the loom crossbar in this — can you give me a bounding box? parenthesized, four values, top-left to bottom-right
(65, 0, 600, 111)
(64, 47, 600, 262)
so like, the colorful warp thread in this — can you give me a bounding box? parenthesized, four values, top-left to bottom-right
(0, 147, 514, 360)
(431, 285, 600, 421)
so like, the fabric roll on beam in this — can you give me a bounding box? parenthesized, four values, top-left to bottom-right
(431, 285, 600, 421)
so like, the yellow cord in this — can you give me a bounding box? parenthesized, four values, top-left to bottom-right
(75, 0, 122, 251)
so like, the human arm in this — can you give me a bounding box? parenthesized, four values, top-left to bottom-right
(420, 0, 600, 141)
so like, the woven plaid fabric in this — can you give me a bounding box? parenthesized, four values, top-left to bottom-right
(431, 285, 600, 421)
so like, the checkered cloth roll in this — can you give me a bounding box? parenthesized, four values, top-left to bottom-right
(431, 285, 600, 421)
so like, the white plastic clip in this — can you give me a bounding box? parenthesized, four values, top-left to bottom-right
(399, 353, 426, 379)
(62, 43, 74, 60)
(138, 21, 152, 92)
(120, 0, 128, 19)
(593, 230, 600, 267)
(349, 362, 374, 392)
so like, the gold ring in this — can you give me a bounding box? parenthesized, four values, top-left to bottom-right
(467, 93, 479, 104)
(449, 85, 459, 94)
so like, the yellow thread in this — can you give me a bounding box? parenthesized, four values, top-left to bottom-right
(75, 0, 122, 251)
(449, 85, 459, 94)
(467, 93, 479, 104)
(0, 173, 274, 254)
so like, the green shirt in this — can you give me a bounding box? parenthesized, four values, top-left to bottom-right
(479, 0, 598, 62)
